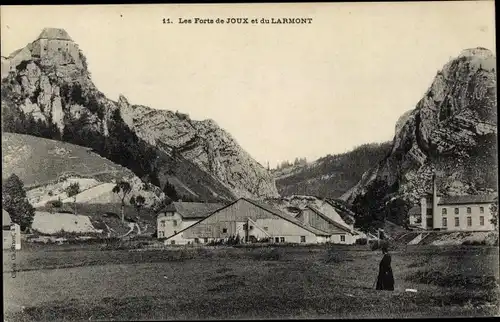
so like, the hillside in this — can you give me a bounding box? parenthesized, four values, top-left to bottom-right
(273, 142, 392, 199)
(2, 132, 131, 188)
(344, 48, 497, 221)
(2, 132, 165, 208)
(1, 27, 278, 202)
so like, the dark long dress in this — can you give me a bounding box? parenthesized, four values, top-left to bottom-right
(376, 253, 394, 291)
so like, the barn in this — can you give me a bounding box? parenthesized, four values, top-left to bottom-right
(296, 206, 356, 244)
(3, 209, 21, 250)
(164, 198, 330, 245)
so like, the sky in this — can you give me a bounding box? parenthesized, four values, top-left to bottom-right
(1, 3, 496, 168)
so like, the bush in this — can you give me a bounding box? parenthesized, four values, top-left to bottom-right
(355, 238, 367, 245)
(249, 248, 281, 261)
(46, 199, 63, 208)
(462, 240, 487, 246)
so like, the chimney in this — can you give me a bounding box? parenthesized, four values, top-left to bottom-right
(420, 197, 427, 229)
(432, 173, 439, 230)
(302, 209, 309, 225)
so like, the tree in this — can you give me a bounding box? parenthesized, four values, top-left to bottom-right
(351, 179, 390, 233)
(112, 180, 132, 222)
(65, 182, 80, 215)
(490, 196, 498, 229)
(2, 174, 35, 231)
(130, 195, 146, 218)
(163, 181, 179, 201)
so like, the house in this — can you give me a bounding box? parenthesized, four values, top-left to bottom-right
(3, 209, 21, 250)
(295, 206, 356, 244)
(163, 198, 331, 245)
(407, 174, 497, 231)
(157, 201, 225, 244)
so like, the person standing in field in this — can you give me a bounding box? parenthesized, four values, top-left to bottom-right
(375, 244, 395, 291)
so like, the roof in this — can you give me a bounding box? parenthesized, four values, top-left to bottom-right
(305, 206, 353, 233)
(438, 194, 497, 205)
(36, 28, 73, 41)
(163, 198, 333, 240)
(160, 202, 225, 219)
(3, 209, 12, 226)
(244, 199, 330, 236)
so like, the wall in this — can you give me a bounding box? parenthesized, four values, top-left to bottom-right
(3, 224, 21, 250)
(31, 39, 82, 68)
(180, 199, 324, 244)
(157, 211, 200, 241)
(298, 208, 354, 244)
(435, 203, 494, 231)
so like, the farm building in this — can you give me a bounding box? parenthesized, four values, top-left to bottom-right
(407, 175, 497, 231)
(295, 206, 357, 244)
(157, 201, 225, 243)
(163, 198, 330, 245)
(3, 209, 21, 250)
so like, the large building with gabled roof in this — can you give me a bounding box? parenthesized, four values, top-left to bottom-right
(407, 175, 497, 231)
(163, 198, 331, 245)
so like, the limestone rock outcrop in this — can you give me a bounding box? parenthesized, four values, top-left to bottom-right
(343, 48, 497, 206)
(1, 28, 279, 200)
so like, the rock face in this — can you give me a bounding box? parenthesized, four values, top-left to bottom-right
(343, 48, 497, 206)
(1, 28, 279, 200)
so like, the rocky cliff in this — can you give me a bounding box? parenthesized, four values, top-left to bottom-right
(1, 28, 279, 200)
(343, 48, 497, 206)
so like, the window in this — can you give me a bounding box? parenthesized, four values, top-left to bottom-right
(467, 217, 472, 227)
(173, 220, 178, 227)
(442, 208, 447, 215)
(480, 207, 484, 214)
(442, 217, 447, 227)
(204, 238, 209, 243)
(263, 227, 268, 231)
(171, 240, 175, 245)
(280, 237, 285, 243)
(160, 221, 165, 228)
(467, 207, 471, 214)
(480, 216, 485, 226)
(222, 228, 227, 233)
(159, 231, 164, 237)
(340, 235, 346, 242)
(243, 224, 248, 230)
(249, 226, 254, 230)
(194, 238, 199, 244)
(300, 236, 306, 243)
(455, 217, 459, 227)
(275, 237, 280, 243)
(454, 208, 459, 215)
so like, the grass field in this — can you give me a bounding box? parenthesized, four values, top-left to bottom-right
(3, 244, 499, 320)
(1, 132, 133, 188)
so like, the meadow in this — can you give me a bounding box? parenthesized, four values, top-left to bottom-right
(3, 244, 499, 320)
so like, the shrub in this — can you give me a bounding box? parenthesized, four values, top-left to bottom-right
(462, 240, 487, 246)
(46, 199, 63, 208)
(355, 238, 368, 245)
(249, 248, 281, 261)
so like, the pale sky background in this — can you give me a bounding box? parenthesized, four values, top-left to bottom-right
(1, 3, 496, 168)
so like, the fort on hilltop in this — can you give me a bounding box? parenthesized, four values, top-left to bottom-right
(2, 27, 83, 77)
